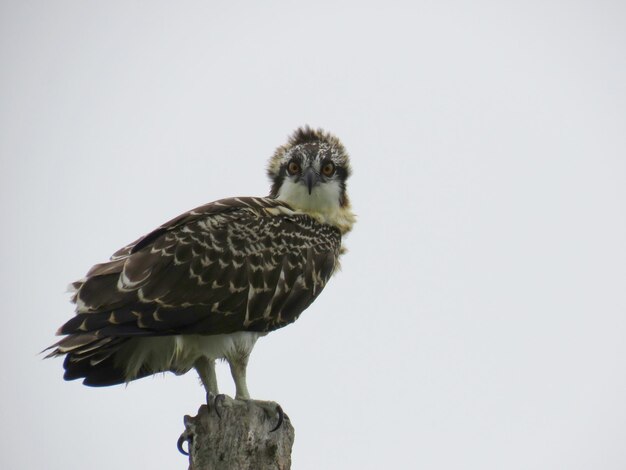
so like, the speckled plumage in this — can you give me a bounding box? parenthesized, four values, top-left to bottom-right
(47, 127, 354, 397)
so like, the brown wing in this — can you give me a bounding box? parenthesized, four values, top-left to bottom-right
(54, 196, 341, 340)
(47, 197, 341, 386)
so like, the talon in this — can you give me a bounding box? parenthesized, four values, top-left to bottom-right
(177, 430, 192, 456)
(269, 404, 284, 432)
(213, 394, 226, 418)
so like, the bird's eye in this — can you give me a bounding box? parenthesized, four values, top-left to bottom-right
(321, 162, 335, 177)
(287, 161, 300, 175)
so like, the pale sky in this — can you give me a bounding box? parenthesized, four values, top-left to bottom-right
(2, 1, 626, 469)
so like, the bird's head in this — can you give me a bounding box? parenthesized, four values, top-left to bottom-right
(268, 127, 352, 221)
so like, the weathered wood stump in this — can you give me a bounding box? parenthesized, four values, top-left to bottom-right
(180, 397, 295, 470)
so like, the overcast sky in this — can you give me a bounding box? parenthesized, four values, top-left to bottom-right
(1, 1, 625, 469)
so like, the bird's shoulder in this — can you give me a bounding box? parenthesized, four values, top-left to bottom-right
(109, 196, 341, 262)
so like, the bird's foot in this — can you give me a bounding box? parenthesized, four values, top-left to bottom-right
(212, 393, 227, 418)
(205, 391, 227, 416)
(204, 395, 286, 432)
(243, 399, 286, 432)
(177, 428, 192, 456)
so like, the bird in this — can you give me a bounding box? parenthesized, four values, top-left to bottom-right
(46, 126, 355, 410)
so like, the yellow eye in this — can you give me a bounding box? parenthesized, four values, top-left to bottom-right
(321, 162, 335, 177)
(287, 161, 300, 175)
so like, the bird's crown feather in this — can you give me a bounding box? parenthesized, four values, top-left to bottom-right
(267, 126, 351, 179)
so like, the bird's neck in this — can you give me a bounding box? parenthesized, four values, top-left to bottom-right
(275, 180, 356, 234)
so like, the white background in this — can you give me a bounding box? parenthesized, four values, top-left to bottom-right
(1, 1, 625, 469)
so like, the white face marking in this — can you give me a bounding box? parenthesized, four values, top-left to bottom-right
(276, 178, 342, 213)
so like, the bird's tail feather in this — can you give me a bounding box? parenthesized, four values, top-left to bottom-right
(45, 334, 134, 387)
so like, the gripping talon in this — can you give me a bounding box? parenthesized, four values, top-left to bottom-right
(214, 394, 226, 418)
(269, 404, 284, 432)
(177, 430, 192, 456)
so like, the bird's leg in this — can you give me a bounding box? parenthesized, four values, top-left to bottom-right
(195, 357, 228, 416)
(194, 356, 219, 400)
(227, 354, 250, 400)
(194, 356, 218, 395)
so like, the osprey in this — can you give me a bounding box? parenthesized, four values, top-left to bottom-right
(47, 127, 355, 406)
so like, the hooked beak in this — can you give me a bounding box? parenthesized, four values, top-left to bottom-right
(302, 167, 319, 195)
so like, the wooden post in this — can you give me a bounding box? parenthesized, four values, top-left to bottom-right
(180, 397, 295, 470)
